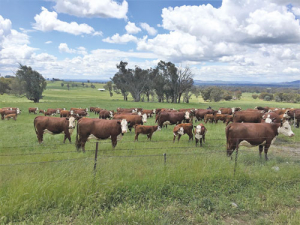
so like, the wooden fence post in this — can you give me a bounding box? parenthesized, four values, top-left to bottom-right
(163, 153, 167, 165)
(234, 139, 239, 176)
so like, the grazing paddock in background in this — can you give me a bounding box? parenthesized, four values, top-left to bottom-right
(0, 81, 300, 225)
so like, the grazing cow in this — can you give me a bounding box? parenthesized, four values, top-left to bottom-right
(134, 125, 161, 141)
(204, 114, 214, 123)
(225, 115, 233, 126)
(214, 114, 228, 123)
(34, 116, 76, 143)
(74, 109, 88, 117)
(142, 109, 155, 118)
(99, 110, 114, 119)
(194, 109, 215, 122)
(226, 121, 294, 160)
(194, 124, 207, 147)
(173, 123, 193, 142)
(1, 109, 18, 120)
(89, 107, 97, 113)
(60, 110, 73, 117)
(233, 111, 264, 123)
(158, 111, 190, 128)
(5, 113, 17, 121)
(39, 109, 45, 114)
(44, 109, 58, 116)
(113, 114, 145, 131)
(29, 107, 38, 114)
(75, 118, 128, 151)
(94, 108, 103, 115)
(218, 107, 241, 115)
(261, 112, 282, 123)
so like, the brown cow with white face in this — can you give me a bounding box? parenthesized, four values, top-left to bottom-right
(34, 116, 76, 143)
(158, 111, 190, 128)
(5, 114, 17, 121)
(75, 118, 128, 152)
(226, 121, 294, 160)
(194, 124, 207, 147)
(113, 114, 147, 131)
(134, 125, 161, 141)
(218, 107, 241, 115)
(173, 123, 193, 143)
(29, 107, 38, 114)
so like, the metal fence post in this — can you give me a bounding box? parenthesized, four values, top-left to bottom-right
(163, 153, 166, 165)
(94, 142, 99, 172)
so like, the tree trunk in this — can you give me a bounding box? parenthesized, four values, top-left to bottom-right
(178, 93, 182, 103)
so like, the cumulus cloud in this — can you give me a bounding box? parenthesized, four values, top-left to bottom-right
(33, 7, 101, 36)
(103, 33, 138, 44)
(59, 43, 87, 55)
(140, 23, 157, 36)
(45, 41, 52, 44)
(283, 67, 300, 73)
(125, 22, 141, 34)
(52, 0, 128, 19)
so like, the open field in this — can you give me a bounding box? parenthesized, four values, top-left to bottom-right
(1, 82, 300, 224)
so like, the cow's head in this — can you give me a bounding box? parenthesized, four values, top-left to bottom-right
(137, 111, 142, 116)
(264, 114, 272, 123)
(118, 119, 128, 133)
(70, 110, 74, 115)
(194, 125, 202, 135)
(36, 107, 39, 111)
(184, 111, 190, 119)
(178, 127, 184, 135)
(86, 108, 88, 112)
(16, 108, 20, 114)
(283, 110, 290, 119)
(66, 116, 76, 129)
(278, 121, 294, 137)
(153, 109, 156, 114)
(56, 109, 60, 114)
(109, 111, 114, 118)
(142, 113, 147, 123)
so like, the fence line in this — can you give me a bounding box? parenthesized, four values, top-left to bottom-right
(0, 142, 298, 157)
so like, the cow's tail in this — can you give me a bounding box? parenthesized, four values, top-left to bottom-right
(75, 121, 80, 151)
(225, 124, 232, 150)
(33, 117, 38, 135)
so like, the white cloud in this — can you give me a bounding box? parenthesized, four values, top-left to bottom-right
(125, 22, 141, 34)
(140, 23, 157, 36)
(45, 41, 52, 44)
(103, 33, 138, 44)
(59, 43, 87, 55)
(283, 67, 300, 73)
(33, 7, 101, 36)
(52, 0, 128, 19)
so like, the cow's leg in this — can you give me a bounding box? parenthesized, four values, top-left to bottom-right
(195, 138, 198, 147)
(188, 133, 193, 142)
(259, 145, 263, 159)
(200, 138, 203, 147)
(264, 144, 271, 161)
(203, 135, 205, 143)
(135, 133, 139, 141)
(37, 132, 43, 144)
(111, 136, 118, 148)
(178, 135, 182, 142)
(173, 135, 176, 143)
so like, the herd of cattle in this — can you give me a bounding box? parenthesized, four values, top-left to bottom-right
(0, 106, 299, 160)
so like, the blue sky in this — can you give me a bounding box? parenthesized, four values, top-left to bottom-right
(0, 0, 300, 82)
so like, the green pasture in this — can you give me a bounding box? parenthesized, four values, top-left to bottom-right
(0, 81, 300, 224)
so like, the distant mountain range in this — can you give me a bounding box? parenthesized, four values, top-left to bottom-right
(193, 80, 300, 87)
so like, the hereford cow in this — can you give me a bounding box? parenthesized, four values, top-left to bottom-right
(261, 112, 282, 123)
(173, 123, 193, 143)
(218, 107, 241, 115)
(226, 121, 294, 160)
(29, 107, 38, 114)
(60, 110, 73, 117)
(113, 114, 146, 131)
(74, 109, 88, 117)
(39, 109, 45, 114)
(158, 111, 190, 128)
(75, 118, 128, 152)
(134, 125, 161, 141)
(225, 115, 233, 126)
(194, 109, 215, 122)
(233, 111, 264, 123)
(194, 124, 207, 147)
(5, 114, 17, 121)
(287, 109, 300, 127)
(142, 109, 155, 118)
(34, 116, 76, 143)
(204, 114, 215, 123)
(44, 109, 58, 116)
(214, 114, 228, 123)
(99, 110, 114, 119)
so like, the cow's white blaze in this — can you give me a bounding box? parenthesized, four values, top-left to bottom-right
(232, 108, 235, 114)
(265, 114, 272, 123)
(109, 111, 113, 118)
(86, 108, 88, 112)
(153, 109, 156, 114)
(68, 116, 76, 129)
(70, 110, 74, 115)
(278, 121, 294, 137)
(217, 110, 221, 114)
(36, 107, 39, 111)
(178, 127, 184, 135)
(121, 119, 128, 133)
(142, 114, 147, 123)
(195, 125, 202, 140)
(16, 108, 20, 114)
(138, 111, 142, 116)
(56, 109, 60, 114)
(184, 111, 190, 119)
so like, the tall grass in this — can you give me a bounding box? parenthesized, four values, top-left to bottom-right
(0, 82, 300, 224)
